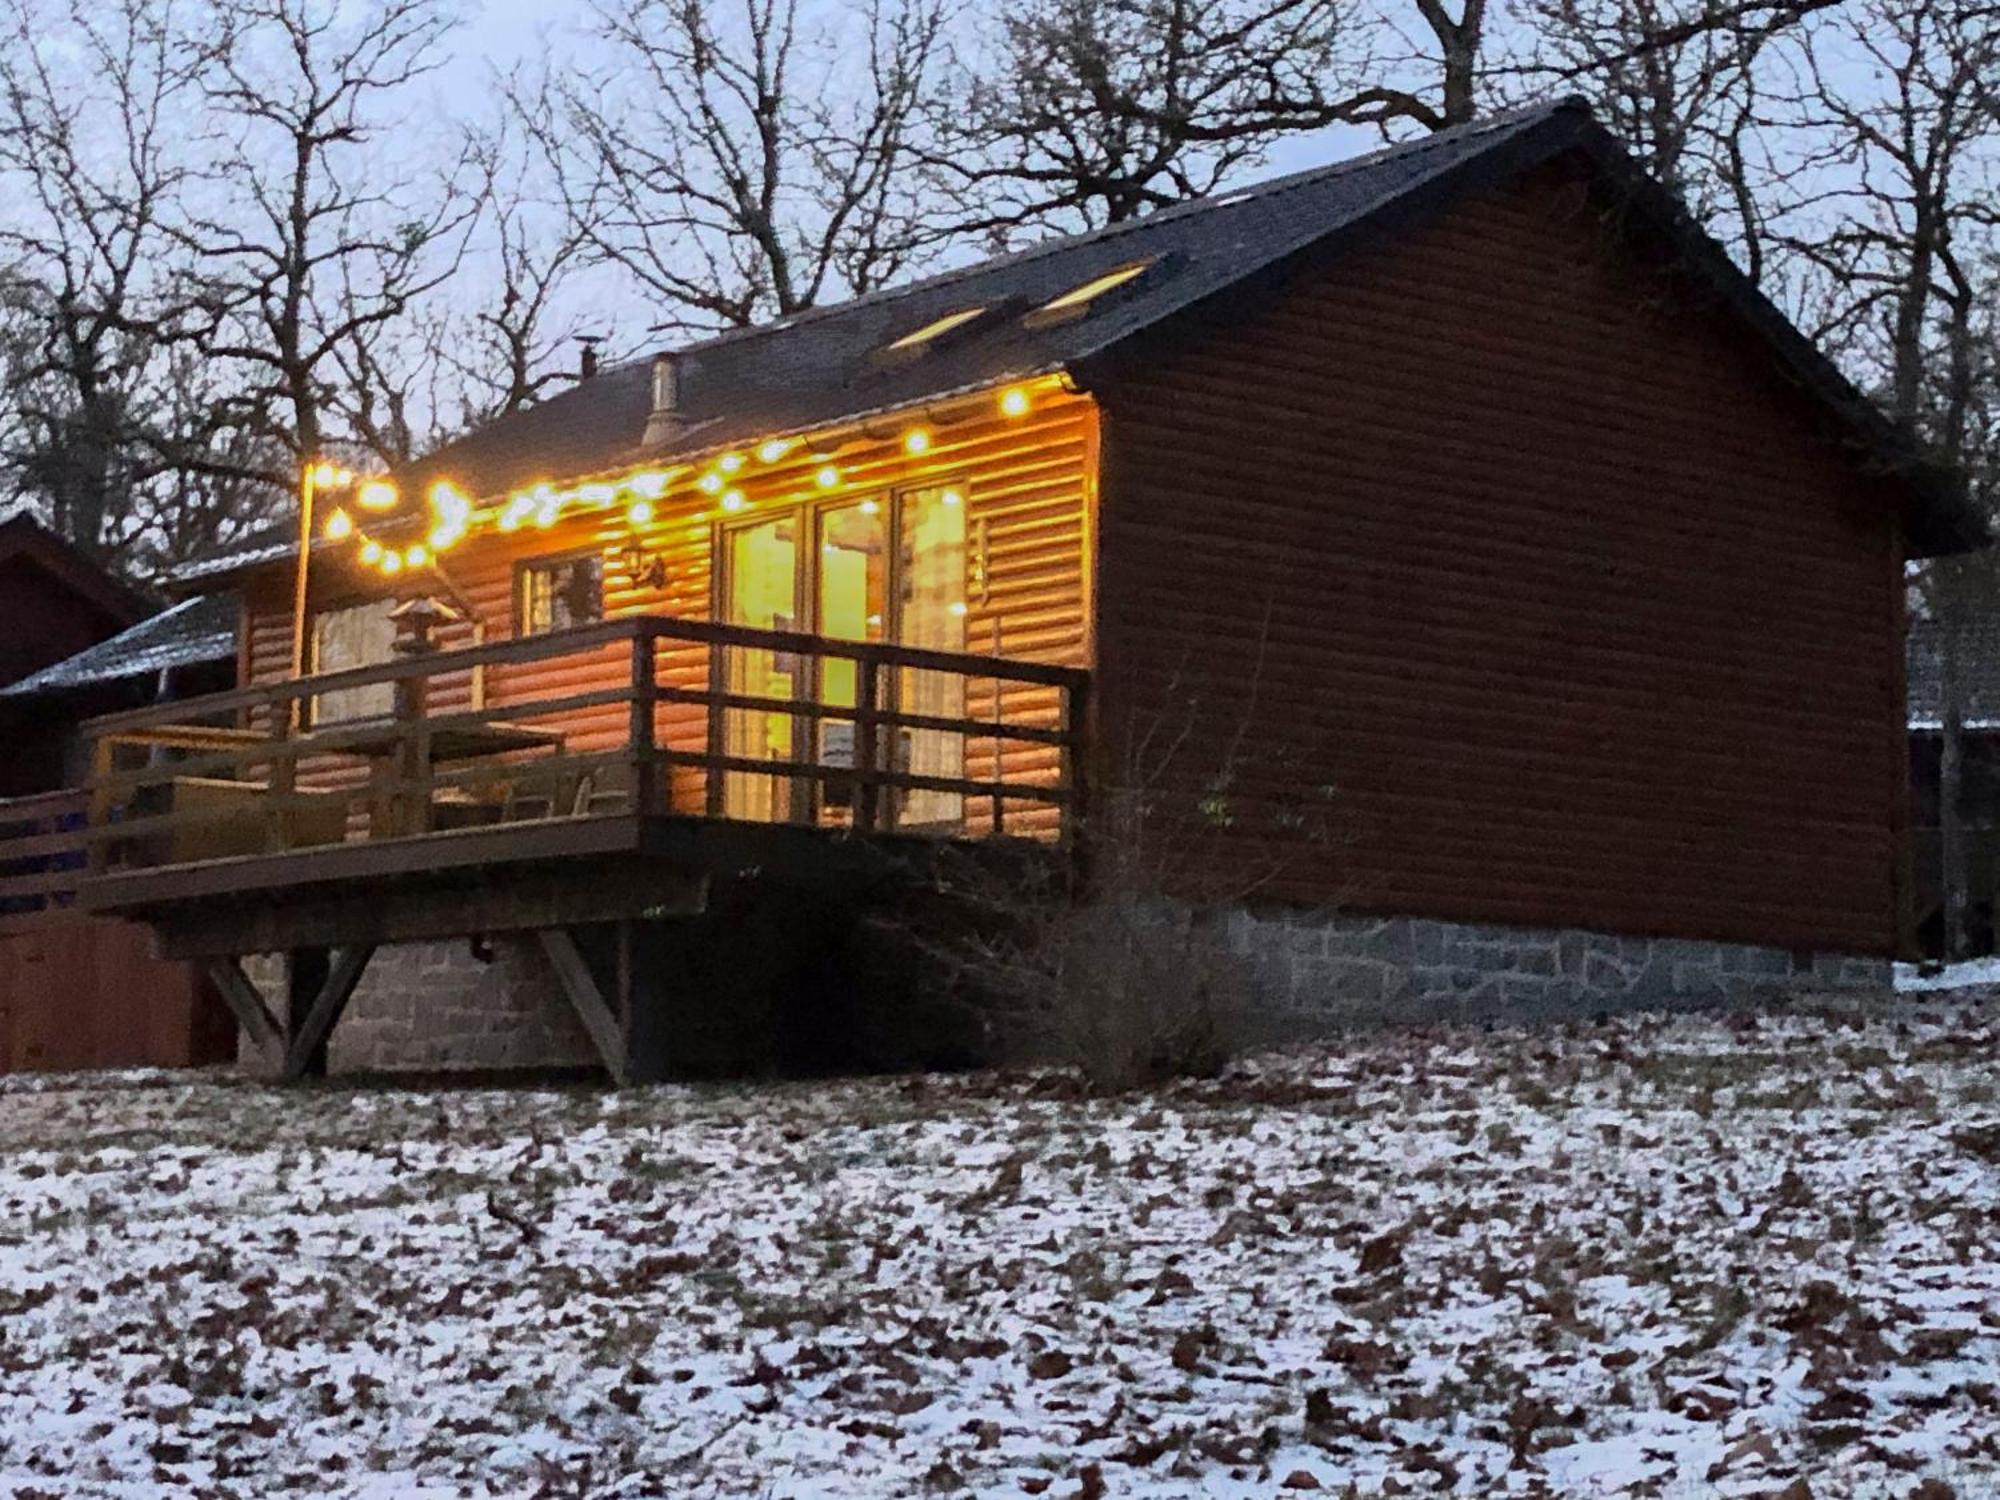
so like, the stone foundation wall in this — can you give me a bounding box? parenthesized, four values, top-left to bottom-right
(1226, 908, 1891, 1027)
(242, 937, 598, 1075)
(233, 906, 1894, 1077)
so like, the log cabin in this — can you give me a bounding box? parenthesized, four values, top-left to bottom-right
(0, 99, 1979, 1080)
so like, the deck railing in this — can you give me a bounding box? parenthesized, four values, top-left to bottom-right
(44, 614, 1087, 881)
(0, 788, 91, 923)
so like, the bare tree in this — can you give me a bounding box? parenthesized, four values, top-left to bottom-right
(526, 0, 947, 334)
(1498, 0, 1819, 285)
(929, 0, 1494, 240)
(442, 119, 602, 424)
(180, 0, 482, 477)
(0, 0, 211, 563)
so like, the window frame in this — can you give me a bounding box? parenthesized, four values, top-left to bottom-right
(513, 546, 609, 639)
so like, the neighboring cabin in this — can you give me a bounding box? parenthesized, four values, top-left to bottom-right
(0, 512, 152, 789)
(3, 99, 1977, 1081)
(0, 533, 238, 1076)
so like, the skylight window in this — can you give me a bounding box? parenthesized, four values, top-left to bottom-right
(1032, 259, 1156, 320)
(885, 306, 988, 352)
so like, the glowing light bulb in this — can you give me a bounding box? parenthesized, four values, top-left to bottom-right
(380, 551, 402, 576)
(815, 465, 841, 490)
(359, 539, 383, 564)
(999, 386, 1031, 418)
(755, 438, 795, 464)
(720, 489, 748, 513)
(859, 498, 879, 515)
(357, 479, 398, 511)
(499, 495, 530, 531)
(627, 499, 655, 525)
(404, 544, 428, 568)
(941, 488, 963, 507)
(902, 427, 931, 456)
(718, 452, 746, 474)
(697, 472, 725, 495)
(324, 508, 354, 541)
(948, 601, 968, 617)
(629, 471, 669, 500)
(579, 483, 615, 505)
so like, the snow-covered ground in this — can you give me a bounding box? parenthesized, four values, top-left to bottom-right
(1897, 955, 2000, 993)
(1, 1002, 1997, 1498)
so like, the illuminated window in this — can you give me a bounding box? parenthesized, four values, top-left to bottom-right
(884, 306, 987, 352)
(1030, 260, 1156, 321)
(519, 553, 604, 636)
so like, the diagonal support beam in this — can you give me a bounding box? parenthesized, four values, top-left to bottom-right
(204, 957, 284, 1061)
(282, 946, 376, 1083)
(538, 929, 630, 1086)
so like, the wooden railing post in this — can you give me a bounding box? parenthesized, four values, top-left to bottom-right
(85, 735, 114, 875)
(853, 657, 880, 833)
(1061, 675, 1090, 850)
(267, 734, 296, 853)
(704, 639, 727, 817)
(630, 624, 658, 817)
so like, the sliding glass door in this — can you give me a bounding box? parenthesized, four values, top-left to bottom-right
(718, 486, 969, 831)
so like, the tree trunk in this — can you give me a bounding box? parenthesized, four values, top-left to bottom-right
(1939, 634, 1969, 962)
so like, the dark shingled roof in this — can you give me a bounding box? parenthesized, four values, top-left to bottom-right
(0, 593, 237, 699)
(175, 96, 1982, 587)
(1907, 616, 2000, 729)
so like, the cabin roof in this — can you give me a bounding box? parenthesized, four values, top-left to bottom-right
(0, 593, 237, 699)
(0, 509, 153, 624)
(176, 96, 1981, 589)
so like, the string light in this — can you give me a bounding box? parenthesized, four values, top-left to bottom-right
(380, 551, 402, 575)
(815, 464, 841, 490)
(404, 544, 429, 568)
(755, 438, 796, 464)
(902, 427, 931, 456)
(941, 488, 963, 507)
(859, 498, 880, 515)
(324, 508, 354, 541)
(999, 387, 1031, 418)
(629, 471, 669, 500)
(718, 452, 746, 475)
(697, 471, 725, 496)
(359, 539, 382, 564)
(627, 498, 655, 525)
(720, 489, 748, 513)
(357, 479, 398, 511)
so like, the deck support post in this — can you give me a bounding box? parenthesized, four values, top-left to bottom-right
(204, 956, 285, 1063)
(539, 928, 632, 1086)
(282, 945, 375, 1083)
(285, 949, 330, 1077)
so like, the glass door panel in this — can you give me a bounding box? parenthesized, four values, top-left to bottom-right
(814, 502, 889, 825)
(721, 516, 800, 821)
(897, 487, 968, 830)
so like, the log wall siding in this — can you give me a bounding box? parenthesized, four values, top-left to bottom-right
(1089, 161, 1908, 955)
(240, 392, 1096, 823)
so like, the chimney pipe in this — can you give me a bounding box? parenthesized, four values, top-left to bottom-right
(642, 353, 683, 447)
(577, 336, 601, 382)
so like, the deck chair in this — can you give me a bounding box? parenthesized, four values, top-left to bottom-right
(501, 766, 576, 822)
(570, 763, 633, 817)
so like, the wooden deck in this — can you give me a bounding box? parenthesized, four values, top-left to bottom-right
(0, 616, 1087, 1085)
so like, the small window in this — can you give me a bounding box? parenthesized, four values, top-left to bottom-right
(311, 598, 397, 724)
(519, 553, 604, 636)
(884, 306, 987, 352)
(1029, 259, 1156, 322)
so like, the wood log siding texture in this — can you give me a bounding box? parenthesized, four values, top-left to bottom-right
(239, 393, 1096, 826)
(1087, 161, 1908, 956)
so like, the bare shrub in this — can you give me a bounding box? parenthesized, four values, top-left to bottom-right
(928, 673, 1344, 1092)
